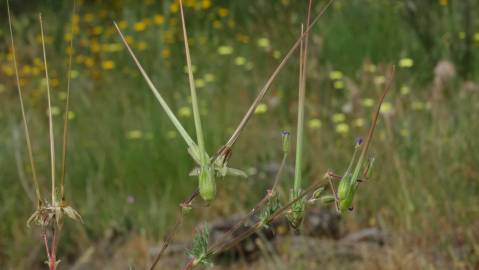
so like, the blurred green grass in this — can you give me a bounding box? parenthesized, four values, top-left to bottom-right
(1, 0, 479, 268)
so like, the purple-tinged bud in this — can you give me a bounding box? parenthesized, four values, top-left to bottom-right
(356, 137, 363, 146)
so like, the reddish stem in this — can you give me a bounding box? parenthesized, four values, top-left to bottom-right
(181, 259, 195, 270)
(42, 231, 55, 270)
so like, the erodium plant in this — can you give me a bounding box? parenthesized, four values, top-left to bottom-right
(178, 66, 395, 270)
(114, 0, 336, 268)
(7, 1, 82, 269)
(115, 0, 335, 204)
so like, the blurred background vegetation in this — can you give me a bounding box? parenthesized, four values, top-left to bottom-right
(1, 0, 478, 269)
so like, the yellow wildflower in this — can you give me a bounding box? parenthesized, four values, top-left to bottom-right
(64, 33, 73, 42)
(362, 98, 374, 108)
(329, 70, 343, 80)
(218, 7, 229, 17)
(273, 50, 281, 59)
(92, 26, 103, 35)
(125, 35, 134, 44)
(51, 78, 60, 87)
(90, 41, 101, 53)
(102, 60, 115, 70)
(134, 21, 147, 32)
(202, 0, 212, 9)
(374, 75, 385, 85)
(257, 37, 270, 48)
(195, 79, 205, 88)
(218, 45, 234, 55)
(399, 58, 414, 68)
(255, 103, 268, 114)
(380, 102, 393, 114)
(118, 20, 128, 29)
(70, 70, 79, 79)
(137, 41, 148, 51)
(67, 111, 76, 120)
(170, 2, 179, 13)
(127, 130, 143, 140)
(161, 48, 171, 58)
(179, 106, 192, 118)
(234, 56, 246, 66)
(365, 64, 376, 73)
(335, 123, 349, 134)
(332, 113, 346, 123)
(2, 65, 13, 77)
(22, 65, 32, 76)
(308, 118, 322, 129)
(83, 13, 94, 23)
(154, 15, 165, 25)
(334, 81, 345, 90)
(400, 85, 410, 95)
(354, 118, 365, 127)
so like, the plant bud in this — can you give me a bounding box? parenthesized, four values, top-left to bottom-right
(199, 166, 216, 201)
(281, 131, 290, 154)
(320, 195, 336, 204)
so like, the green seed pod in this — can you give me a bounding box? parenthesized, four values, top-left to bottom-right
(320, 195, 336, 204)
(199, 166, 216, 201)
(337, 176, 350, 200)
(339, 194, 353, 212)
(339, 185, 358, 213)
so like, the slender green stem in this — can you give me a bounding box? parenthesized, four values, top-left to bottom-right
(39, 14, 56, 204)
(179, 0, 207, 164)
(294, 0, 312, 193)
(7, 1, 42, 205)
(351, 66, 396, 185)
(60, 0, 76, 201)
(294, 25, 305, 192)
(113, 22, 198, 151)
